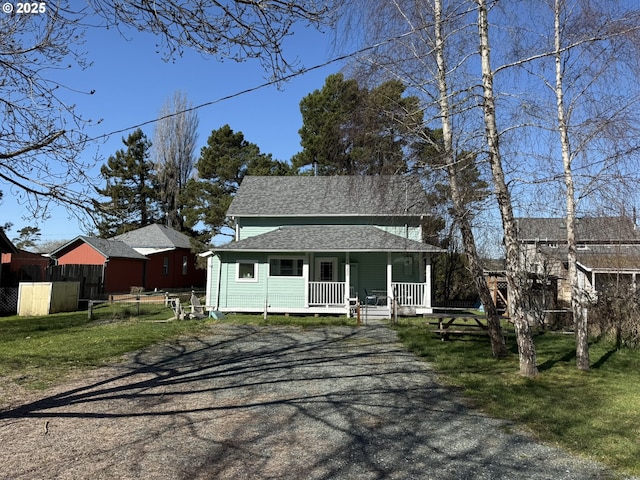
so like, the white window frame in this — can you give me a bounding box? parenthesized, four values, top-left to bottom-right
(268, 256, 305, 278)
(314, 257, 338, 282)
(236, 260, 259, 282)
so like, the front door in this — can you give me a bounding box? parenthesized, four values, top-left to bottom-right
(315, 257, 337, 282)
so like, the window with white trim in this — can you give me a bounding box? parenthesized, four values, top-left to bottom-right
(269, 258, 304, 277)
(236, 260, 258, 282)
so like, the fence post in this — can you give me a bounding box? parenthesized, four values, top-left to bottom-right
(88, 300, 93, 320)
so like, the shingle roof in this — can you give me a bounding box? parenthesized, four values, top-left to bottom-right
(228, 176, 430, 217)
(0, 228, 17, 254)
(516, 217, 640, 243)
(51, 236, 147, 260)
(212, 225, 443, 253)
(540, 244, 640, 272)
(112, 224, 192, 249)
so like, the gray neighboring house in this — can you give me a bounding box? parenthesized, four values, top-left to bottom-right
(201, 175, 444, 317)
(516, 216, 640, 301)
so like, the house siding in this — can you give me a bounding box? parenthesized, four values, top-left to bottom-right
(212, 251, 428, 313)
(237, 216, 423, 242)
(144, 249, 205, 291)
(266, 277, 307, 309)
(206, 254, 221, 309)
(220, 254, 266, 309)
(57, 243, 107, 265)
(103, 258, 145, 293)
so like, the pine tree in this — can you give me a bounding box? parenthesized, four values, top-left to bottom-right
(94, 129, 159, 237)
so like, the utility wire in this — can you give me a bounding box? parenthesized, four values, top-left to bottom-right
(86, 26, 425, 144)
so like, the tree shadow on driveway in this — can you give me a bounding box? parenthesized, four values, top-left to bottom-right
(0, 324, 619, 479)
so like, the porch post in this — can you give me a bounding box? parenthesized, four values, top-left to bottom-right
(345, 252, 351, 316)
(304, 254, 310, 307)
(387, 252, 393, 307)
(424, 254, 432, 309)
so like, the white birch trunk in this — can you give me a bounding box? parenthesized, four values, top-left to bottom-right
(477, 0, 538, 376)
(554, 0, 589, 370)
(434, 0, 506, 357)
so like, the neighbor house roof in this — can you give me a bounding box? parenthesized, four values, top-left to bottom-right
(227, 176, 431, 217)
(206, 225, 444, 254)
(112, 224, 193, 255)
(540, 244, 640, 273)
(516, 216, 640, 243)
(0, 229, 17, 254)
(50, 236, 147, 261)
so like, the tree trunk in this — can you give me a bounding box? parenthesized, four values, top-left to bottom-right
(434, 0, 507, 358)
(477, 0, 537, 376)
(553, 0, 589, 370)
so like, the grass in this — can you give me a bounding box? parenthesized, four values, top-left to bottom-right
(0, 303, 213, 389)
(394, 318, 640, 477)
(0, 308, 357, 391)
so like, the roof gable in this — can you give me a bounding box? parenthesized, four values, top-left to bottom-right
(112, 224, 192, 249)
(212, 225, 443, 253)
(516, 217, 640, 243)
(0, 229, 17, 254)
(51, 236, 147, 260)
(228, 176, 430, 217)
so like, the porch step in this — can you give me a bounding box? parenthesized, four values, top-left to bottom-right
(359, 306, 390, 320)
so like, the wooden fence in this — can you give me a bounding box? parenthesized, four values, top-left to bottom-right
(46, 264, 103, 299)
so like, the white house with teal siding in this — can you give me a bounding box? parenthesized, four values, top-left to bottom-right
(201, 175, 444, 317)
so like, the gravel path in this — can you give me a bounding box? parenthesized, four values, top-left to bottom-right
(0, 322, 627, 479)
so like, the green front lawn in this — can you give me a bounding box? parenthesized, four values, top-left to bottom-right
(394, 318, 640, 477)
(0, 303, 213, 389)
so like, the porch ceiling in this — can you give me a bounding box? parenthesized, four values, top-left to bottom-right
(211, 225, 444, 253)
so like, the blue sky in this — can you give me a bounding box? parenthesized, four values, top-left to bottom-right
(2, 17, 342, 244)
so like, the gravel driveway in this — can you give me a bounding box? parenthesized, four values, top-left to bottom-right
(0, 322, 626, 479)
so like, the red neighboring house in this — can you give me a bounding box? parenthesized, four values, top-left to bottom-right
(0, 229, 18, 289)
(113, 224, 205, 291)
(1, 249, 50, 285)
(51, 236, 147, 294)
(49, 225, 205, 295)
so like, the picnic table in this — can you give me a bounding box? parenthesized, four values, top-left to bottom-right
(424, 312, 489, 340)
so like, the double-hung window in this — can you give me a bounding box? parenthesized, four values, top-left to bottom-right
(269, 258, 304, 277)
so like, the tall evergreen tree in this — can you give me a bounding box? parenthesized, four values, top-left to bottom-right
(293, 73, 422, 175)
(94, 129, 158, 237)
(183, 125, 291, 245)
(12, 226, 41, 251)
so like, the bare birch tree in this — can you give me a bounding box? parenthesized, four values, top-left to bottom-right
(476, 0, 538, 376)
(432, 0, 506, 358)
(2, 1, 337, 222)
(88, 0, 338, 79)
(153, 91, 199, 231)
(341, 0, 508, 358)
(0, 3, 96, 219)
(545, 0, 640, 370)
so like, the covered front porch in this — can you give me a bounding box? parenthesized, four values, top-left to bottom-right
(202, 225, 444, 317)
(308, 280, 430, 317)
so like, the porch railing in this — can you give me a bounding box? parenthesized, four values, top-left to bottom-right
(392, 282, 426, 307)
(309, 281, 346, 305)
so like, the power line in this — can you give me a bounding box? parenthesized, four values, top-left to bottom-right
(86, 26, 425, 144)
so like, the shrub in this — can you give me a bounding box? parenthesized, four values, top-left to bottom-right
(590, 287, 640, 348)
